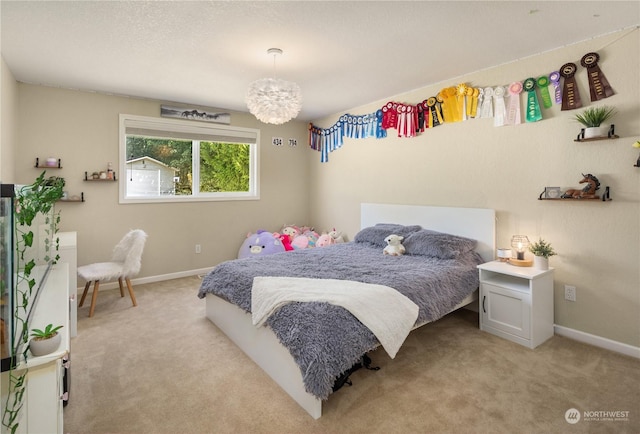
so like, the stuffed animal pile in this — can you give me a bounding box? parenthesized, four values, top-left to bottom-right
(237, 224, 345, 259)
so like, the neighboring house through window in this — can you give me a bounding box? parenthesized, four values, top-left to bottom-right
(119, 114, 260, 203)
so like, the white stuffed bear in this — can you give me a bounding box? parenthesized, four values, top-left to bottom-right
(383, 234, 405, 256)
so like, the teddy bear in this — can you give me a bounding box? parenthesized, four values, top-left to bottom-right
(383, 234, 405, 256)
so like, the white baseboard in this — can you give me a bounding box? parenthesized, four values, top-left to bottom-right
(76, 267, 213, 292)
(554, 325, 640, 359)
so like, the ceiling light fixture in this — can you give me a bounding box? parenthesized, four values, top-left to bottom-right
(245, 48, 302, 125)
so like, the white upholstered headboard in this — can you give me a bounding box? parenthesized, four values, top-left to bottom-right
(360, 203, 496, 262)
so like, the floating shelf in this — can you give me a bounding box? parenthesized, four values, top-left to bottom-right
(84, 171, 117, 181)
(58, 192, 84, 203)
(35, 158, 62, 169)
(574, 125, 619, 142)
(538, 186, 612, 202)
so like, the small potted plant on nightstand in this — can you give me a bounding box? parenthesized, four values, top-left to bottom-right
(529, 238, 556, 270)
(29, 324, 63, 357)
(574, 105, 617, 139)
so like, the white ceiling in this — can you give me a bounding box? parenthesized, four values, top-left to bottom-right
(2, 1, 639, 122)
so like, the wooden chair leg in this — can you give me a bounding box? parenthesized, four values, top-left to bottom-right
(89, 280, 100, 317)
(118, 277, 125, 297)
(79, 281, 91, 307)
(125, 277, 137, 307)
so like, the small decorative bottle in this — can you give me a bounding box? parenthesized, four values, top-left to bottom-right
(107, 162, 114, 180)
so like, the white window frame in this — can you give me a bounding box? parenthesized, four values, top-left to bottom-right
(119, 114, 260, 204)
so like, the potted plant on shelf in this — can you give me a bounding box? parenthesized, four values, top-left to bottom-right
(529, 238, 556, 270)
(29, 324, 63, 357)
(573, 105, 617, 139)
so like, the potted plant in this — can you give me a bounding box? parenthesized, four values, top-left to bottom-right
(573, 105, 617, 139)
(29, 324, 63, 356)
(529, 238, 556, 270)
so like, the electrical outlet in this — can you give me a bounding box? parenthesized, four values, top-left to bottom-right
(564, 285, 576, 302)
(195, 244, 201, 254)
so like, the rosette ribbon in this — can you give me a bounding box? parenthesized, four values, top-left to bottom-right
(426, 97, 444, 127)
(537, 75, 553, 109)
(480, 87, 494, 119)
(523, 78, 542, 122)
(560, 62, 582, 110)
(493, 86, 507, 127)
(506, 82, 522, 125)
(581, 52, 614, 101)
(549, 71, 562, 104)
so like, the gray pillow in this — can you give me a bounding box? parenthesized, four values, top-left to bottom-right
(403, 229, 477, 259)
(353, 224, 422, 248)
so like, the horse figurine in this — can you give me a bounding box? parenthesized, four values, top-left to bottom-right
(561, 173, 600, 199)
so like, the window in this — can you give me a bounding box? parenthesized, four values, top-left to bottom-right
(119, 114, 259, 203)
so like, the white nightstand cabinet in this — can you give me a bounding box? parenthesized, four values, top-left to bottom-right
(477, 261, 554, 349)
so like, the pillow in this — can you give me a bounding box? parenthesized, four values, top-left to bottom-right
(403, 229, 477, 259)
(353, 224, 422, 247)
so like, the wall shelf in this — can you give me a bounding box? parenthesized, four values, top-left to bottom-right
(538, 186, 612, 202)
(58, 192, 84, 203)
(84, 171, 116, 181)
(35, 158, 62, 169)
(574, 125, 620, 142)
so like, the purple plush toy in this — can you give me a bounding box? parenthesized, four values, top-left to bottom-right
(237, 230, 286, 259)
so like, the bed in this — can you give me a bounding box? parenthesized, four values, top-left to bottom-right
(198, 203, 495, 418)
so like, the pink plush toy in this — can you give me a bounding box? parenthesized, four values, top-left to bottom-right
(278, 233, 294, 251)
(316, 233, 335, 248)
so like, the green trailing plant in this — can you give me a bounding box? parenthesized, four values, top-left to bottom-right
(30, 324, 63, 340)
(529, 238, 557, 259)
(573, 105, 617, 128)
(2, 172, 64, 433)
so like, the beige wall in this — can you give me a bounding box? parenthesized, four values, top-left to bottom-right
(1, 56, 18, 182)
(13, 85, 310, 279)
(309, 29, 640, 347)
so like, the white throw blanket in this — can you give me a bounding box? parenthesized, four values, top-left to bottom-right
(251, 276, 419, 358)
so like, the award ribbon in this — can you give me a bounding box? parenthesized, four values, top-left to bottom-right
(426, 97, 443, 127)
(560, 62, 582, 110)
(506, 82, 522, 125)
(493, 86, 507, 127)
(581, 52, 614, 101)
(523, 78, 542, 122)
(376, 109, 387, 138)
(470, 88, 480, 118)
(480, 87, 494, 119)
(456, 83, 468, 121)
(549, 71, 562, 104)
(537, 75, 553, 109)
(476, 88, 484, 118)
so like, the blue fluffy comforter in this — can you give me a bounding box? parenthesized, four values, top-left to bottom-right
(198, 242, 482, 399)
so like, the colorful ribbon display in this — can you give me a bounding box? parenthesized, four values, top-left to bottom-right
(581, 52, 614, 101)
(308, 51, 616, 161)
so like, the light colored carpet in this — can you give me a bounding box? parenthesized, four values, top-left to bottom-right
(64, 276, 640, 434)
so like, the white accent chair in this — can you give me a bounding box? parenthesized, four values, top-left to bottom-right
(77, 229, 148, 317)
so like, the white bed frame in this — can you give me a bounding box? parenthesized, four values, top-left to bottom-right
(205, 203, 495, 419)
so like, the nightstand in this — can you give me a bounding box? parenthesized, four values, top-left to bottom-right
(477, 261, 554, 349)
